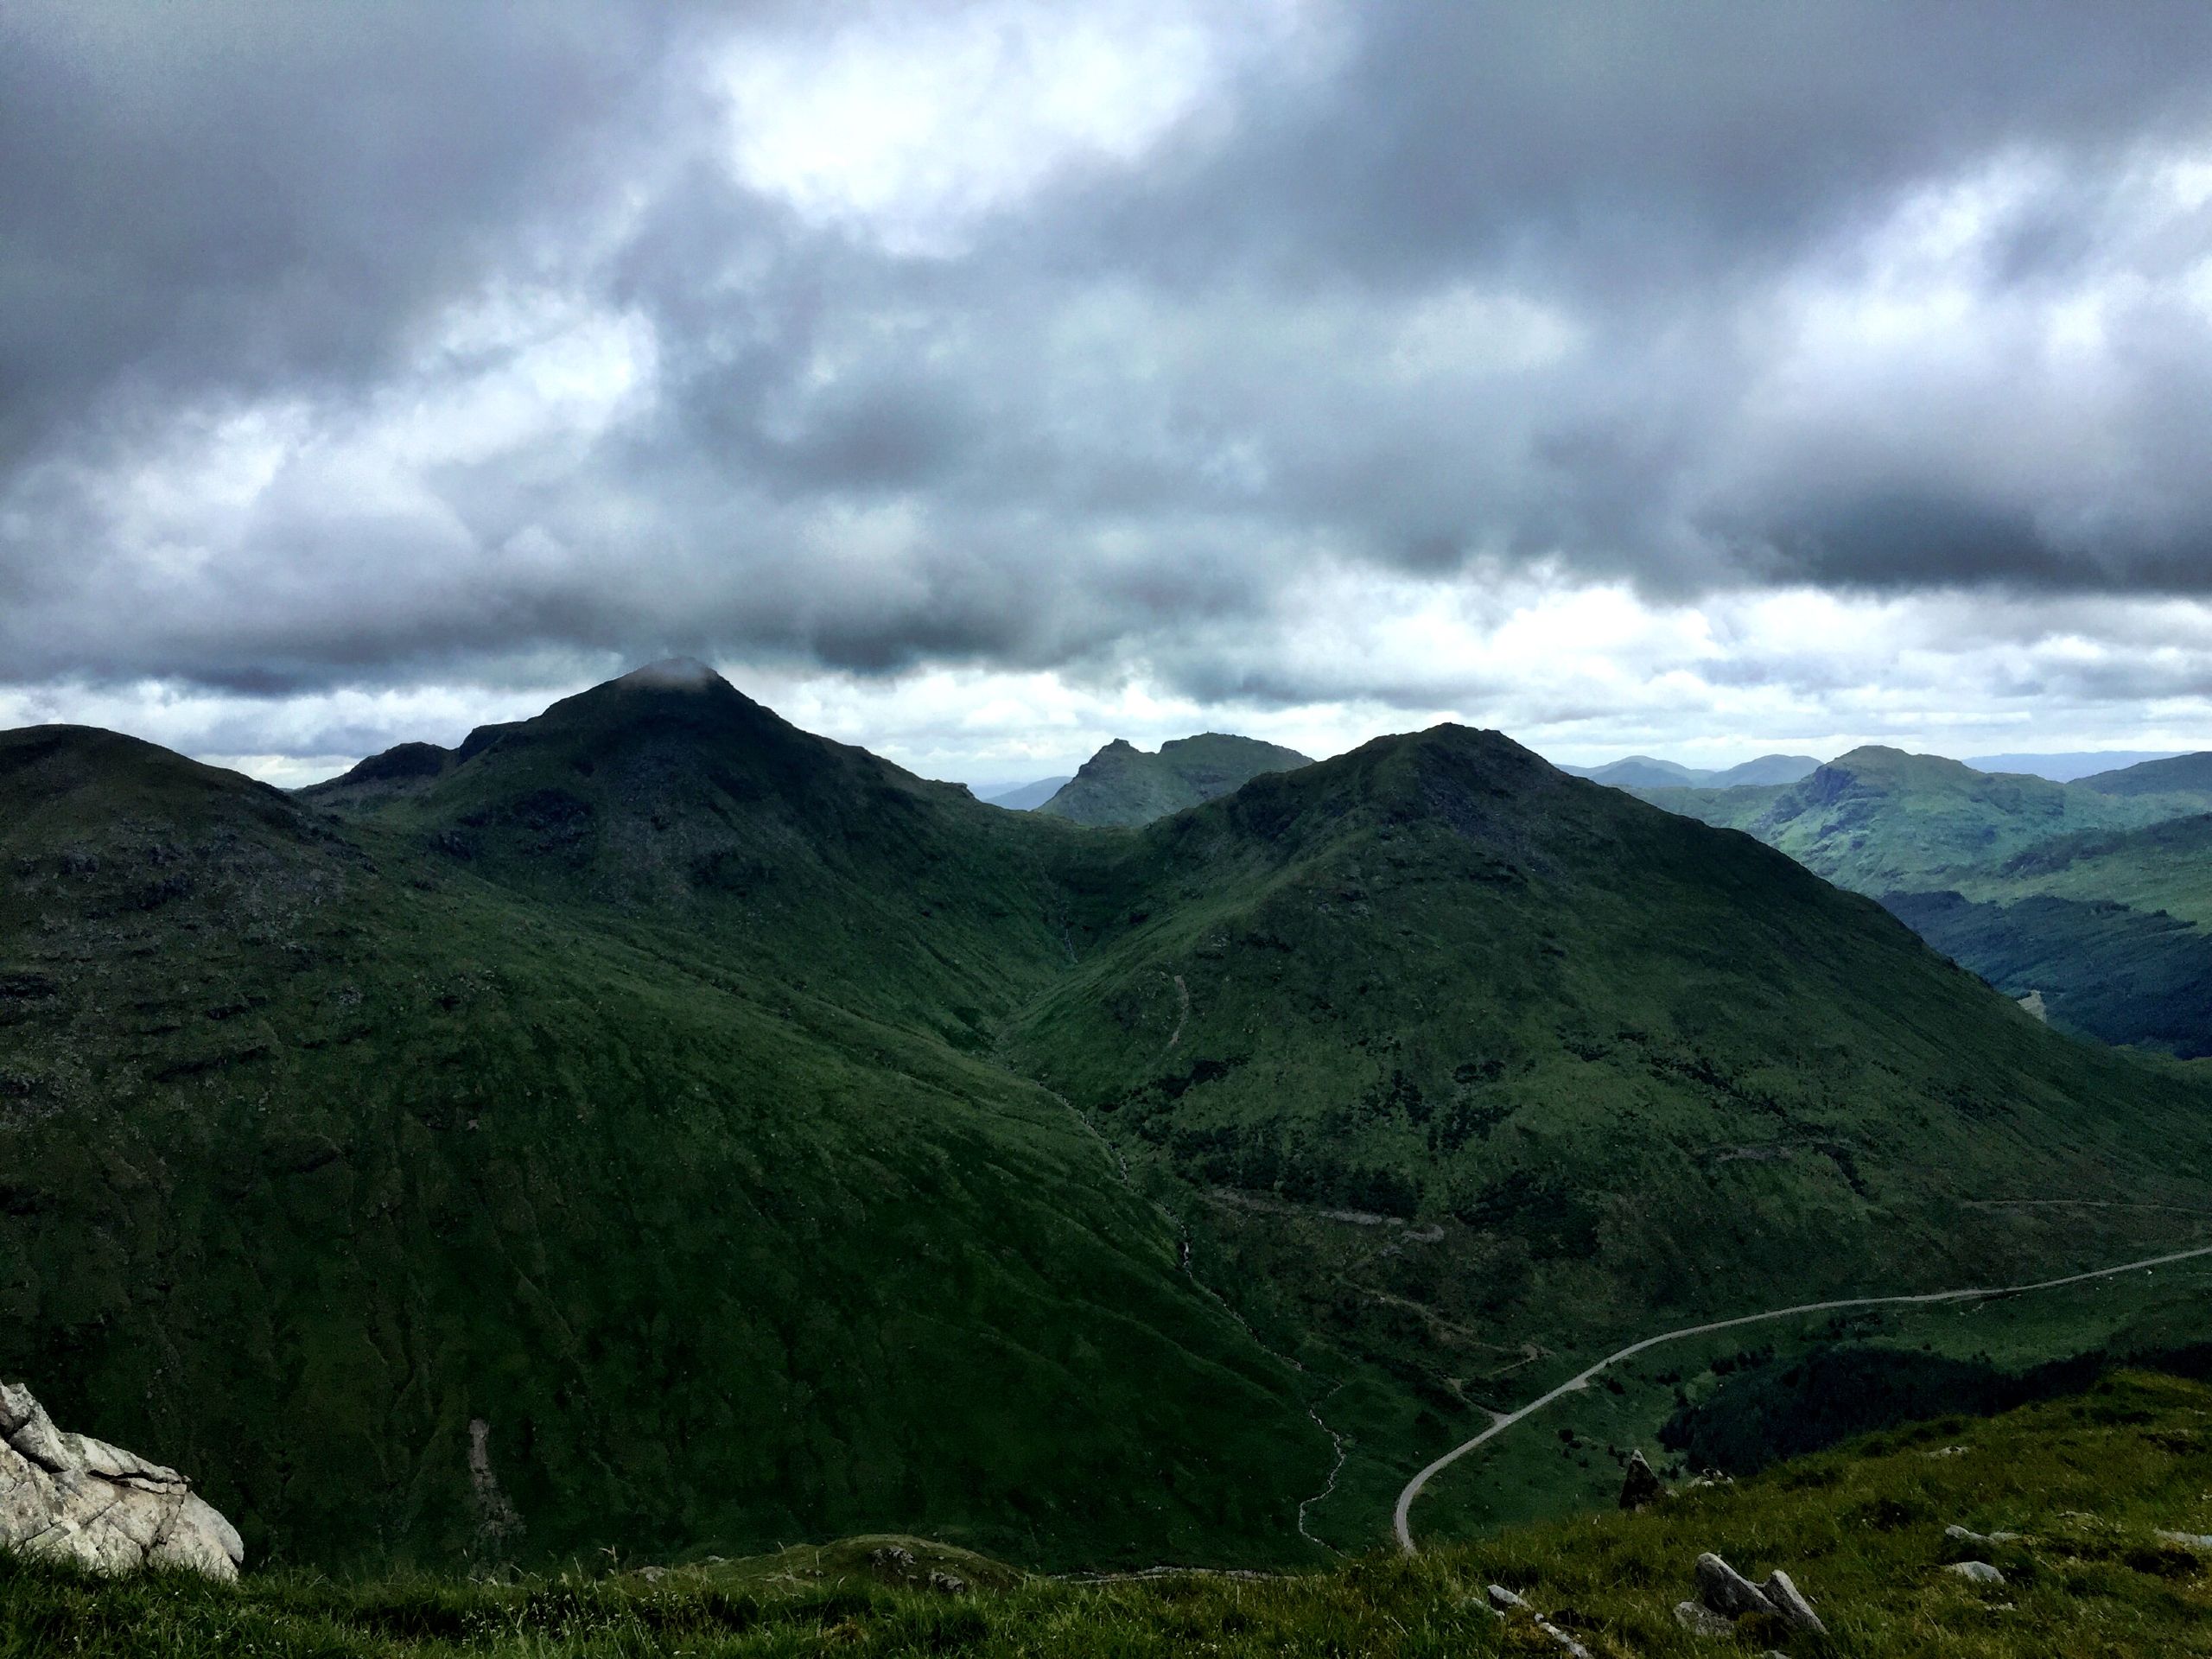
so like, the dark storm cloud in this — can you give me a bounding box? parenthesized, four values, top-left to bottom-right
(0, 2, 708, 454)
(7, 0, 2212, 724)
(1075, 3, 2212, 291)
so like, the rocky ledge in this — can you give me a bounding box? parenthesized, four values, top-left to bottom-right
(0, 1380, 244, 1580)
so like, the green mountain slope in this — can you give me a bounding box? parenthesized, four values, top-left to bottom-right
(1639, 749, 2212, 1054)
(0, 721, 1321, 1573)
(1003, 726, 2212, 1537)
(2079, 748, 2212, 799)
(1729, 747, 2195, 890)
(10, 680, 2212, 1572)
(1036, 734, 1312, 827)
(1967, 811, 2212, 927)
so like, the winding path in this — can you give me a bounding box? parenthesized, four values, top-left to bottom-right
(1392, 1241, 2212, 1553)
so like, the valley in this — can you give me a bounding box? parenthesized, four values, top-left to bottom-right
(8, 669, 2212, 1578)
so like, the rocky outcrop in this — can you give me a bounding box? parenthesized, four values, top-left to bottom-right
(1680, 1552, 1827, 1637)
(0, 1381, 243, 1580)
(1618, 1448, 1663, 1510)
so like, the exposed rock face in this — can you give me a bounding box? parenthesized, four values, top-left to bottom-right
(1693, 1553, 1774, 1619)
(1686, 1553, 1827, 1637)
(0, 1381, 243, 1580)
(1673, 1599, 1733, 1637)
(1946, 1560, 2005, 1583)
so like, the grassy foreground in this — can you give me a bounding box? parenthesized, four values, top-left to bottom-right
(14, 1370, 2212, 1657)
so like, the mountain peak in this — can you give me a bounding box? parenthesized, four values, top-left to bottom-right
(616, 657, 726, 691)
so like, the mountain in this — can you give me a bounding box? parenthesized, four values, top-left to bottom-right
(1560, 753, 1820, 790)
(1643, 746, 2198, 893)
(0, 703, 1319, 1573)
(1636, 747, 2212, 1054)
(1557, 753, 1703, 788)
(9, 674, 2212, 1573)
(1969, 749, 2186, 782)
(982, 776, 1071, 811)
(1707, 753, 1823, 787)
(2077, 750, 2212, 798)
(1034, 733, 1313, 826)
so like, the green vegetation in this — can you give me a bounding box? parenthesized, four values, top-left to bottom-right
(1643, 747, 2200, 892)
(10, 672, 2212, 1578)
(1035, 733, 1312, 827)
(1639, 748, 2212, 1054)
(15, 1371, 2212, 1655)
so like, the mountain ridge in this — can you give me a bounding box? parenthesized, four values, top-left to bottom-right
(9, 675, 2212, 1569)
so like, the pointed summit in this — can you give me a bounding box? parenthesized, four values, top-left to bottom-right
(616, 657, 725, 691)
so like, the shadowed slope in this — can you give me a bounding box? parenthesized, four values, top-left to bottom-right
(0, 721, 1320, 1573)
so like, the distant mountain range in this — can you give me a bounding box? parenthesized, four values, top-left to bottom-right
(1561, 748, 2202, 790)
(1635, 746, 2212, 1055)
(1968, 750, 2185, 782)
(8, 668, 2212, 1576)
(1033, 732, 1313, 826)
(1555, 753, 1821, 790)
(982, 775, 1071, 810)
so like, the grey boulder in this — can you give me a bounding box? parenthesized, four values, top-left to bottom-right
(0, 1380, 244, 1580)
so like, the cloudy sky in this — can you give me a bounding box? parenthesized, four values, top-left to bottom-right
(8, 2, 2212, 790)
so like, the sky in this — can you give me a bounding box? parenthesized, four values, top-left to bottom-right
(7, 3, 2212, 791)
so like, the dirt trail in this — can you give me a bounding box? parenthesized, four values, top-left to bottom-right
(1393, 1241, 2212, 1553)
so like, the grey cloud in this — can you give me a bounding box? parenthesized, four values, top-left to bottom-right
(8, 0, 2212, 727)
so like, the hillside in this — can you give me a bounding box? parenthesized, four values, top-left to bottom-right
(1004, 725, 2212, 1537)
(2080, 749, 2212, 798)
(0, 715, 1322, 1573)
(1639, 749, 2212, 1053)
(10, 677, 2212, 1572)
(17, 1370, 2212, 1656)
(1036, 734, 1313, 827)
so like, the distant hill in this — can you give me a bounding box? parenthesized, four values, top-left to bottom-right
(983, 775, 1072, 810)
(1560, 753, 1820, 790)
(1968, 750, 2185, 782)
(1637, 745, 2212, 1054)
(1036, 733, 1313, 826)
(2077, 751, 2212, 798)
(1644, 747, 2195, 893)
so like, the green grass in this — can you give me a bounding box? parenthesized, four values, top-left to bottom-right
(13, 1371, 2212, 1656)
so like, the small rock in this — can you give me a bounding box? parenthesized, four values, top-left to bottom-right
(1694, 1552, 1776, 1619)
(2157, 1530, 2212, 1550)
(1946, 1560, 2005, 1584)
(1925, 1445, 1971, 1459)
(868, 1544, 917, 1573)
(1486, 1583, 1529, 1612)
(636, 1566, 665, 1583)
(1618, 1449, 1664, 1510)
(1673, 1599, 1734, 1637)
(1757, 1568, 1826, 1636)
(928, 1570, 967, 1593)
(1946, 1522, 2022, 1546)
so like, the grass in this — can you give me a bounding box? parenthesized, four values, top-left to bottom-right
(13, 1371, 2212, 1655)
